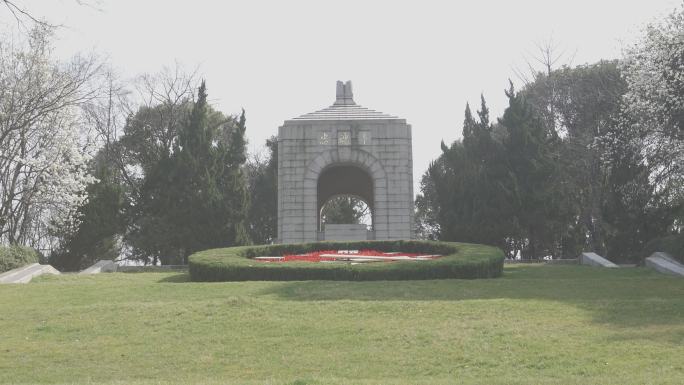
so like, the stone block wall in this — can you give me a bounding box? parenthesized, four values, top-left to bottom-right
(277, 119, 413, 243)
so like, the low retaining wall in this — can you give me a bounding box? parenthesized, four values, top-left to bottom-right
(504, 259, 579, 264)
(546, 259, 579, 265)
(117, 265, 187, 272)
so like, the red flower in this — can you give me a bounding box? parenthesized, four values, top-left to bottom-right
(256, 250, 441, 263)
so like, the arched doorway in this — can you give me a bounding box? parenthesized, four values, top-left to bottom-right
(317, 164, 374, 240)
(319, 195, 373, 231)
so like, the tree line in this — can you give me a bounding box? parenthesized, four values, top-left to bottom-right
(0, 26, 279, 269)
(49, 75, 283, 269)
(0, 6, 681, 268)
(416, 7, 683, 261)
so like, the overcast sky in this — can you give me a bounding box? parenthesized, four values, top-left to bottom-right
(1, 0, 680, 195)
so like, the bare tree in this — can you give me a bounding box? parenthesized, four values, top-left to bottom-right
(116, 63, 200, 184)
(1, 0, 52, 28)
(511, 37, 578, 139)
(2, 0, 101, 29)
(512, 36, 576, 85)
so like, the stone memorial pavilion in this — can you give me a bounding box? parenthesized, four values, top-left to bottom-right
(276, 81, 414, 243)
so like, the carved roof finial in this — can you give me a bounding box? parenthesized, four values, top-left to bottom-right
(334, 80, 354, 105)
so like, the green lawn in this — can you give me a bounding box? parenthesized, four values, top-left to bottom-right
(1, 265, 683, 385)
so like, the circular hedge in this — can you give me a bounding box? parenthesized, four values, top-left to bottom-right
(188, 240, 503, 281)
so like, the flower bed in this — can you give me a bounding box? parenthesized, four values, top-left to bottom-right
(188, 240, 503, 281)
(254, 249, 442, 263)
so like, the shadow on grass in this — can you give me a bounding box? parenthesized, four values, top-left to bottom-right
(253, 265, 684, 331)
(155, 265, 684, 334)
(157, 273, 191, 283)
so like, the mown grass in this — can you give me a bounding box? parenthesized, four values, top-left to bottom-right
(1, 265, 683, 385)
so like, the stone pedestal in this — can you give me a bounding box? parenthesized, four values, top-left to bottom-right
(323, 224, 369, 241)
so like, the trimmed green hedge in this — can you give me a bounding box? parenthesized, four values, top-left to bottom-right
(189, 240, 504, 281)
(0, 245, 41, 273)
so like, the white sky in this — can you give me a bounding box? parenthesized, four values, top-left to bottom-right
(1, 0, 680, 195)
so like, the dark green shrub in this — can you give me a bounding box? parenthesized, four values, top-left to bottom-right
(643, 234, 684, 264)
(189, 240, 504, 281)
(0, 245, 41, 273)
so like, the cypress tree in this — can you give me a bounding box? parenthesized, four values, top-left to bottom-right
(499, 83, 555, 258)
(247, 137, 278, 244)
(133, 81, 252, 264)
(221, 109, 250, 246)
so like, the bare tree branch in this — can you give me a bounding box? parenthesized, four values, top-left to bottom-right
(512, 36, 576, 87)
(2, 0, 56, 29)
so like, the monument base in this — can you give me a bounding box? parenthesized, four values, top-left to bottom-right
(320, 224, 371, 241)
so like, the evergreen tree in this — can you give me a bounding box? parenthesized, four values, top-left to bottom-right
(414, 168, 440, 240)
(321, 196, 371, 226)
(246, 137, 278, 244)
(220, 109, 251, 246)
(128, 81, 251, 264)
(420, 96, 512, 253)
(499, 83, 556, 258)
(418, 55, 680, 261)
(50, 151, 128, 271)
(127, 155, 180, 264)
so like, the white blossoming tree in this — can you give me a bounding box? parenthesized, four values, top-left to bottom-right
(0, 26, 102, 250)
(619, 6, 683, 188)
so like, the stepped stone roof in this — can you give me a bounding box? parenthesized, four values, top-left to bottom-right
(290, 81, 400, 121)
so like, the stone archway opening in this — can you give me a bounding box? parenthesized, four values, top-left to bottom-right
(317, 164, 374, 241)
(319, 195, 373, 230)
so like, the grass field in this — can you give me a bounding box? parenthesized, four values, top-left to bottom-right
(1, 265, 683, 385)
